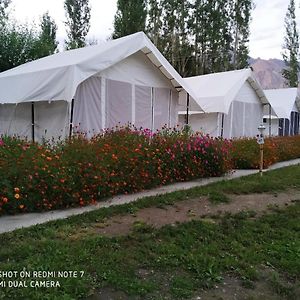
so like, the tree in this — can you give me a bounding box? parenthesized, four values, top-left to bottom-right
(113, 0, 147, 39)
(147, 0, 163, 47)
(64, 0, 91, 49)
(282, 0, 299, 87)
(36, 12, 58, 57)
(0, 10, 58, 72)
(230, 0, 253, 70)
(0, 23, 39, 72)
(0, 0, 10, 20)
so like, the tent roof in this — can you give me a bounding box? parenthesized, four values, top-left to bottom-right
(0, 32, 198, 105)
(183, 68, 268, 114)
(263, 88, 299, 119)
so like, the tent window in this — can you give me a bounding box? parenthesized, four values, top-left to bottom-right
(135, 85, 152, 130)
(154, 87, 170, 130)
(106, 79, 132, 129)
(73, 76, 102, 136)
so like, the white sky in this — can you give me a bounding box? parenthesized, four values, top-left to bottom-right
(8, 0, 300, 60)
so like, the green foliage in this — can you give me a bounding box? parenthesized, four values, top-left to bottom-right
(113, 0, 147, 39)
(230, 0, 254, 70)
(0, 10, 58, 72)
(64, 0, 91, 49)
(282, 0, 299, 87)
(0, 0, 10, 22)
(145, 0, 254, 76)
(208, 191, 230, 204)
(35, 12, 58, 57)
(231, 135, 300, 169)
(0, 127, 232, 215)
(0, 181, 299, 299)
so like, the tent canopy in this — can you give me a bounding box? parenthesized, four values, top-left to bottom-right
(183, 68, 269, 114)
(263, 88, 299, 119)
(0, 32, 198, 105)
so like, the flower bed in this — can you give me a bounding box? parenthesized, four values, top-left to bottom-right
(0, 127, 232, 215)
(231, 135, 300, 169)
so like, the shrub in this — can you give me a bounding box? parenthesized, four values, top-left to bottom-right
(231, 135, 300, 169)
(0, 127, 232, 215)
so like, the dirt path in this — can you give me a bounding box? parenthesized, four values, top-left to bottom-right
(90, 190, 300, 237)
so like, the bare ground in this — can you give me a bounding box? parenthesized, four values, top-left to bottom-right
(90, 190, 300, 237)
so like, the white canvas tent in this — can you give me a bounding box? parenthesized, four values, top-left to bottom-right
(178, 69, 269, 139)
(0, 32, 198, 141)
(263, 88, 300, 136)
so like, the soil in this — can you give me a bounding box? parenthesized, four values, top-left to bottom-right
(93, 190, 300, 237)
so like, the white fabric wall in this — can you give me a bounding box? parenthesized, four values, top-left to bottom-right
(135, 85, 152, 129)
(0, 103, 32, 138)
(170, 91, 179, 127)
(34, 101, 69, 142)
(263, 118, 279, 136)
(154, 88, 170, 130)
(97, 51, 174, 89)
(224, 81, 263, 138)
(106, 79, 132, 129)
(179, 113, 219, 136)
(73, 76, 103, 136)
(73, 74, 179, 134)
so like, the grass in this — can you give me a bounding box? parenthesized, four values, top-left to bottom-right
(0, 165, 300, 299)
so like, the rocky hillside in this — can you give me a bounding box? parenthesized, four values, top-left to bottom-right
(249, 58, 287, 89)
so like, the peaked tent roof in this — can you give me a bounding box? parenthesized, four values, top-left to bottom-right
(0, 32, 198, 105)
(183, 68, 269, 114)
(263, 88, 299, 119)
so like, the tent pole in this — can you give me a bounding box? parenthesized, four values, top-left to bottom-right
(186, 93, 190, 125)
(151, 87, 154, 133)
(269, 104, 271, 137)
(31, 102, 35, 142)
(221, 113, 224, 138)
(69, 99, 74, 139)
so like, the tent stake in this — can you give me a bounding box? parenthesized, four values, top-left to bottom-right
(69, 99, 74, 139)
(31, 102, 35, 142)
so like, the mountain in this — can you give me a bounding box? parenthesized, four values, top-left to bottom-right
(249, 58, 287, 89)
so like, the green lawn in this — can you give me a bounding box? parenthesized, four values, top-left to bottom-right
(0, 165, 300, 299)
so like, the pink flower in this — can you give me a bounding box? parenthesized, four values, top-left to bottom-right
(0, 139, 4, 146)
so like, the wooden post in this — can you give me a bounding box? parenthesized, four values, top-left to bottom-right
(259, 143, 264, 176)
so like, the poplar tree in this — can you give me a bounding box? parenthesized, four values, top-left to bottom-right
(191, 0, 231, 75)
(35, 12, 58, 57)
(147, 0, 163, 47)
(113, 0, 147, 39)
(64, 0, 91, 49)
(230, 0, 253, 70)
(0, 0, 10, 21)
(282, 0, 299, 87)
(159, 0, 192, 76)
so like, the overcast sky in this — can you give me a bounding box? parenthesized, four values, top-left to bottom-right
(9, 0, 300, 60)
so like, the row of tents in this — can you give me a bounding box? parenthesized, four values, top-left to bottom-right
(0, 32, 299, 142)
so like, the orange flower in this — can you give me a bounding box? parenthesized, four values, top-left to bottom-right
(46, 156, 52, 161)
(19, 204, 24, 209)
(14, 194, 20, 199)
(14, 187, 20, 193)
(2, 197, 8, 203)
